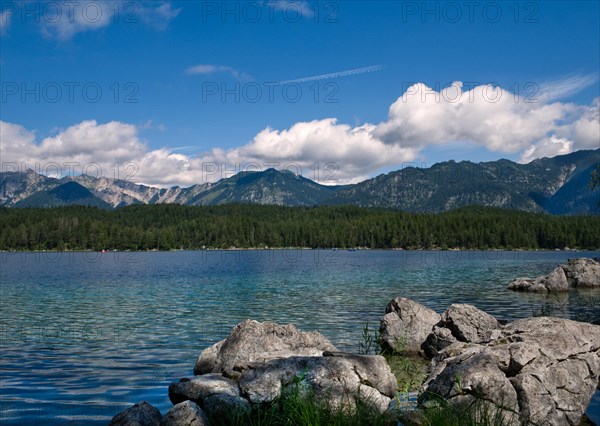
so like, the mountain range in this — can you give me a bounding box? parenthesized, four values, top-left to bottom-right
(1, 149, 598, 215)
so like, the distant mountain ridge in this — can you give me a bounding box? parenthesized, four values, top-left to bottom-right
(13, 181, 112, 210)
(329, 149, 600, 214)
(1, 149, 598, 214)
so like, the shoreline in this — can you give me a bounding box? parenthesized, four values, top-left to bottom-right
(0, 247, 596, 253)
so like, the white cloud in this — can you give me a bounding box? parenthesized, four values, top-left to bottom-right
(37, 120, 146, 162)
(40, 1, 180, 40)
(41, 1, 114, 41)
(569, 97, 600, 149)
(374, 82, 578, 154)
(1, 82, 598, 187)
(0, 120, 146, 173)
(519, 136, 573, 163)
(0, 121, 38, 166)
(218, 119, 418, 183)
(539, 74, 598, 102)
(186, 64, 253, 81)
(138, 2, 181, 31)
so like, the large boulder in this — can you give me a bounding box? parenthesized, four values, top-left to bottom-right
(420, 316, 600, 426)
(238, 351, 398, 413)
(160, 401, 209, 426)
(194, 320, 337, 379)
(109, 401, 162, 426)
(508, 266, 570, 292)
(563, 258, 600, 288)
(422, 304, 500, 358)
(379, 297, 440, 354)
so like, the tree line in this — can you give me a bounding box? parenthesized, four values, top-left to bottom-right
(0, 204, 598, 251)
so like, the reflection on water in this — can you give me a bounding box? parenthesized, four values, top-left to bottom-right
(1, 250, 599, 424)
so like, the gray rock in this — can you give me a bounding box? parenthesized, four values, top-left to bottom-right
(168, 374, 250, 422)
(420, 316, 600, 426)
(439, 304, 500, 343)
(379, 297, 440, 354)
(508, 266, 570, 292)
(202, 392, 251, 423)
(194, 339, 225, 375)
(109, 401, 162, 426)
(508, 258, 599, 292)
(422, 325, 457, 358)
(238, 352, 398, 413)
(421, 304, 499, 359)
(563, 258, 600, 288)
(195, 320, 337, 379)
(508, 277, 548, 292)
(421, 348, 520, 422)
(160, 401, 209, 426)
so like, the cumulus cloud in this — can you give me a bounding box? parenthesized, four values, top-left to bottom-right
(569, 97, 600, 149)
(519, 136, 573, 163)
(40, 0, 180, 40)
(1, 80, 598, 187)
(374, 82, 575, 154)
(0, 120, 146, 175)
(128, 119, 417, 186)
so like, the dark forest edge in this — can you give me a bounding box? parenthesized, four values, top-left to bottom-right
(1, 204, 598, 251)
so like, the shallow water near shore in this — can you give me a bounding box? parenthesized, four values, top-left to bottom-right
(1, 250, 599, 425)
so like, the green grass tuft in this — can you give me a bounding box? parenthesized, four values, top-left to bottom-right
(212, 383, 396, 426)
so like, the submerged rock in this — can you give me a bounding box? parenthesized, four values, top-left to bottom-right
(508, 266, 570, 292)
(194, 320, 337, 379)
(420, 316, 600, 426)
(109, 401, 162, 426)
(379, 297, 440, 354)
(508, 258, 599, 292)
(160, 401, 209, 426)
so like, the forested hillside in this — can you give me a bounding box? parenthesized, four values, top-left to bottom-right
(1, 205, 598, 251)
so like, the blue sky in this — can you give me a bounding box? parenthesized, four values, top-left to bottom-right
(0, 0, 599, 186)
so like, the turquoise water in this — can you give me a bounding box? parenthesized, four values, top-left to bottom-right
(1, 250, 599, 425)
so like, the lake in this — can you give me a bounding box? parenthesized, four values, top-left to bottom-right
(1, 250, 599, 425)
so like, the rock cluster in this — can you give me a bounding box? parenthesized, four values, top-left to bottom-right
(508, 257, 600, 292)
(421, 316, 600, 425)
(379, 296, 600, 426)
(110, 320, 398, 425)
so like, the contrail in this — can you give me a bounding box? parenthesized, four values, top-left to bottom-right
(275, 64, 384, 85)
